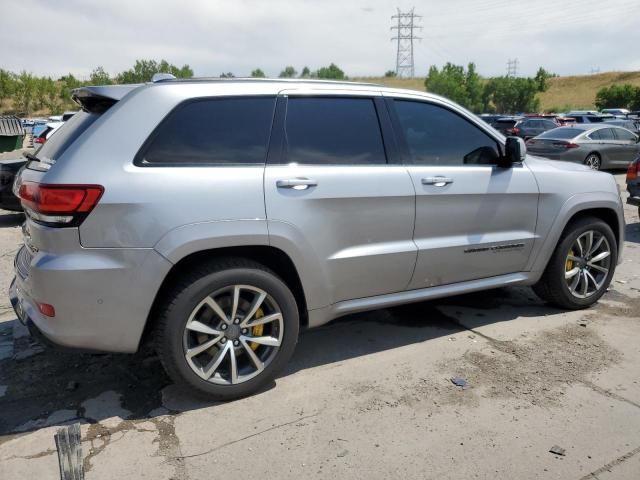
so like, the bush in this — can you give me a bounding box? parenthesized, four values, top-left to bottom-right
(595, 84, 640, 110)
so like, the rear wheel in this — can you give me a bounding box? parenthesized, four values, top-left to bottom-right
(155, 258, 299, 400)
(584, 153, 601, 170)
(533, 217, 616, 309)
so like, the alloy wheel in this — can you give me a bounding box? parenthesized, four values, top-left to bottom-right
(182, 285, 284, 385)
(564, 230, 611, 299)
(585, 154, 601, 170)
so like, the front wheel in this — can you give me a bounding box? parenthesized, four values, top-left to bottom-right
(533, 217, 617, 309)
(155, 258, 299, 400)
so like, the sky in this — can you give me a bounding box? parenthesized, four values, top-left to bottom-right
(1, 0, 639, 79)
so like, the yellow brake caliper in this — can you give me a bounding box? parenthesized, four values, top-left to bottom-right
(566, 249, 575, 272)
(251, 308, 265, 351)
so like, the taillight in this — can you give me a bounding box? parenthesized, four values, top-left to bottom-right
(17, 182, 104, 227)
(627, 160, 639, 181)
(552, 142, 579, 149)
(35, 136, 45, 144)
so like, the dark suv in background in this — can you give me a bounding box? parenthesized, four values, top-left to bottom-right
(507, 118, 558, 140)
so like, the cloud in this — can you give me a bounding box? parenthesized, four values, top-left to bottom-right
(0, 0, 638, 79)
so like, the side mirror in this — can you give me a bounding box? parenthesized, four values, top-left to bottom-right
(501, 136, 526, 167)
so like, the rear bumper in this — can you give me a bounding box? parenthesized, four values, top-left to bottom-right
(10, 239, 172, 353)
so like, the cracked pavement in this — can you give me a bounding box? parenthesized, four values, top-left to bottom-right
(0, 173, 639, 479)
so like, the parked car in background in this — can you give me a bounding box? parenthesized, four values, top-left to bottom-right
(527, 124, 640, 170)
(601, 108, 630, 117)
(33, 121, 64, 146)
(627, 157, 640, 216)
(507, 118, 558, 140)
(0, 157, 26, 211)
(9, 78, 624, 399)
(31, 119, 48, 138)
(604, 119, 640, 135)
(566, 112, 612, 124)
(488, 116, 524, 135)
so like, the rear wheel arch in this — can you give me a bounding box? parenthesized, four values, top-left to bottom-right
(140, 246, 308, 349)
(584, 151, 602, 169)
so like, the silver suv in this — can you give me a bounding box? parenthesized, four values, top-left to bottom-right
(10, 78, 624, 399)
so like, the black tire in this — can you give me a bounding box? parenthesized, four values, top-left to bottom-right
(533, 216, 617, 309)
(155, 257, 299, 400)
(584, 152, 601, 170)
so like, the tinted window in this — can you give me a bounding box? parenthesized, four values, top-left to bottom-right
(394, 100, 500, 166)
(587, 116, 604, 123)
(142, 97, 275, 165)
(589, 130, 602, 140)
(538, 127, 581, 140)
(284, 97, 386, 165)
(614, 128, 636, 141)
(542, 120, 557, 128)
(598, 128, 616, 140)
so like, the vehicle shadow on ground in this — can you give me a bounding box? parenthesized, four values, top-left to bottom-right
(0, 286, 561, 438)
(0, 212, 24, 228)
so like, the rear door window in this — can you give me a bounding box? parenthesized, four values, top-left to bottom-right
(140, 97, 276, 165)
(598, 129, 616, 140)
(283, 97, 386, 165)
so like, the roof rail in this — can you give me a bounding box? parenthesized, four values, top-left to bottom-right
(151, 73, 176, 83)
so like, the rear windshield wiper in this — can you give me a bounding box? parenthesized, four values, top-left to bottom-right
(23, 151, 52, 171)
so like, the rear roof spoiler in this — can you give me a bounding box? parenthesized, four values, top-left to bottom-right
(71, 85, 141, 113)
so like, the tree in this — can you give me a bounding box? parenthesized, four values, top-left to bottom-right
(482, 76, 540, 113)
(595, 84, 639, 110)
(59, 74, 83, 105)
(117, 59, 193, 83)
(251, 68, 266, 78)
(90, 66, 112, 85)
(315, 63, 345, 80)
(534, 67, 553, 92)
(300, 66, 311, 78)
(0, 69, 15, 108)
(384, 70, 397, 78)
(279, 66, 297, 78)
(424, 62, 482, 111)
(12, 71, 36, 114)
(464, 63, 483, 113)
(219, 72, 235, 78)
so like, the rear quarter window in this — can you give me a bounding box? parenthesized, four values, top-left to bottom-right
(138, 97, 276, 166)
(33, 112, 99, 164)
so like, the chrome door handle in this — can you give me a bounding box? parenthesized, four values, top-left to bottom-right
(422, 176, 454, 187)
(276, 178, 318, 189)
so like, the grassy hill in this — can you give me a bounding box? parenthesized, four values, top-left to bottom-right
(354, 71, 640, 112)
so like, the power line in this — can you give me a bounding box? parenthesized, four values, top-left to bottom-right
(391, 8, 422, 78)
(506, 58, 519, 77)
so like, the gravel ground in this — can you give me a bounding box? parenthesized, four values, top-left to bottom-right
(0, 173, 639, 479)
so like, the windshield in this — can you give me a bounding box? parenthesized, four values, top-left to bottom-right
(537, 127, 581, 140)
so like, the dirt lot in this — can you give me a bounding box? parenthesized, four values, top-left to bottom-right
(0, 173, 639, 480)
